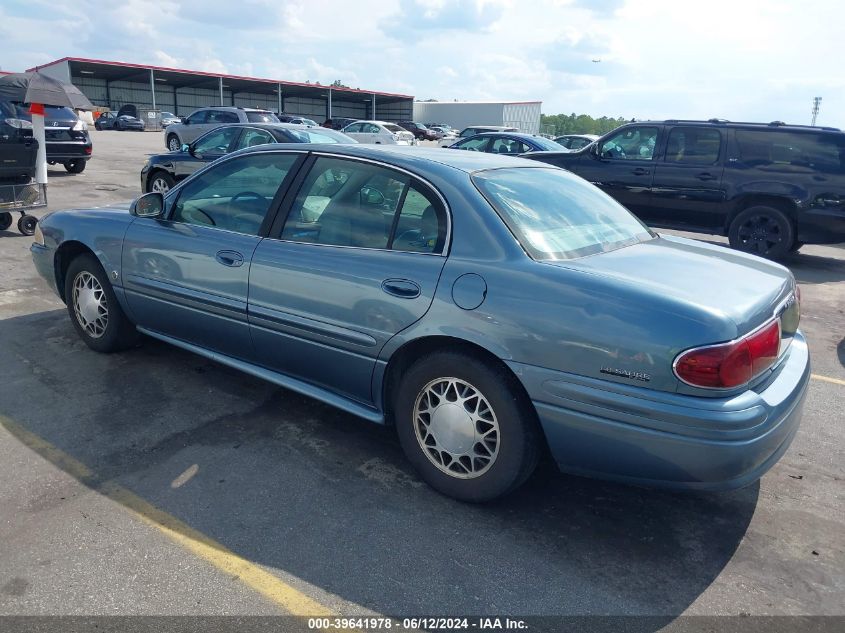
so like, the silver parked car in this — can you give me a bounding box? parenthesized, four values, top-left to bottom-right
(341, 120, 416, 145)
(163, 107, 279, 151)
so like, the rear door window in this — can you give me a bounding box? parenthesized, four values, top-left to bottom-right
(665, 127, 722, 164)
(454, 136, 490, 152)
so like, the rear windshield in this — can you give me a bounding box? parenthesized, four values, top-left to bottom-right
(472, 167, 654, 260)
(14, 104, 77, 122)
(286, 129, 356, 144)
(246, 111, 280, 123)
(531, 136, 568, 151)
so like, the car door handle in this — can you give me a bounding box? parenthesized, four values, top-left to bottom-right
(381, 279, 421, 299)
(215, 250, 244, 267)
(696, 172, 718, 181)
(631, 167, 650, 176)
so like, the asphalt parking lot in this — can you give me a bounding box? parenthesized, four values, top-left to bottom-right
(0, 130, 843, 628)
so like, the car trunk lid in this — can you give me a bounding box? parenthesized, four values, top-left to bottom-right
(550, 235, 797, 341)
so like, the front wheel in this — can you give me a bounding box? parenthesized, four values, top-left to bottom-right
(394, 352, 540, 502)
(147, 171, 175, 194)
(64, 159, 86, 174)
(64, 253, 139, 353)
(728, 205, 794, 259)
(167, 135, 181, 152)
(0, 212, 12, 231)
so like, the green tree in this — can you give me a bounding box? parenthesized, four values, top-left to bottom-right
(540, 113, 628, 136)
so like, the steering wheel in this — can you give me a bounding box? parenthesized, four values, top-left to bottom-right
(231, 191, 264, 204)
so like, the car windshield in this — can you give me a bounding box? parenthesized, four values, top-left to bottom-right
(472, 167, 655, 260)
(384, 124, 404, 133)
(286, 129, 356, 144)
(161, 112, 176, 118)
(246, 111, 280, 123)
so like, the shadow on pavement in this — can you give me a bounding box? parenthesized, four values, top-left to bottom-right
(0, 309, 758, 626)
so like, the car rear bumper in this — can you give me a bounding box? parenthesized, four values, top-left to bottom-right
(508, 332, 810, 490)
(46, 142, 92, 161)
(797, 207, 845, 244)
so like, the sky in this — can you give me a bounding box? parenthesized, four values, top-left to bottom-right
(1, 0, 843, 125)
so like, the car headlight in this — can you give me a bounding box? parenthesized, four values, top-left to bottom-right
(33, 222, 45, 246)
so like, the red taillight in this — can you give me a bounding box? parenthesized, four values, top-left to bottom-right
(85, 146, 92, 155)
(674, 320, 781, 389)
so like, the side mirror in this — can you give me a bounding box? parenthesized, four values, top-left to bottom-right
(181, 143, 190, 153)
(130, 192, 164, 218)
(182, 118, 189, 124)
(360, 186, 385, 206)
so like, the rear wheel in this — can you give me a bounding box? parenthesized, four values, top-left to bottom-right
(0, 212, 12, 231)
(728, 205, 794, 259)
(167, 135, 181, 152)
(17, 214, 37, 236)
(148, 171, 175, 194)
(64, 253, 139, 353)
(64, 159, 86, 174)
(394, 351, 540, 502)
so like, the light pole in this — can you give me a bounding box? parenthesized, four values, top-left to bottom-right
(811, 97, 822, 126)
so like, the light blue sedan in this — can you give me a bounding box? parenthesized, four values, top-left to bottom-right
(31, 144, 809, 501)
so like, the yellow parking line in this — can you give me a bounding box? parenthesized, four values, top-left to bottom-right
(811, 373, 845, 387)
(0, 415, 334, 617)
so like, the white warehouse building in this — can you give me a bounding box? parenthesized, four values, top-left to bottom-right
(412, 101, 542, 134)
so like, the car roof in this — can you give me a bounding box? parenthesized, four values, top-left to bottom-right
(237, 143, 538, 173)
(637, 119, 843, 133)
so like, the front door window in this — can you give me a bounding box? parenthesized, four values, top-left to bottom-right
(600, 126, 659, 160)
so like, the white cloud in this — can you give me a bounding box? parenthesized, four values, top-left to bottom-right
(2, 0, 844, 124)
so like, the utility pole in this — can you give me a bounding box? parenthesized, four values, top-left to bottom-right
(811, 97, 822, 126)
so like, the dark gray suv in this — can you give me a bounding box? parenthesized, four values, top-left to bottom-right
(163, 107, 279, 151)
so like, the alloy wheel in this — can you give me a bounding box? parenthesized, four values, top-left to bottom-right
(413, 377, 500, 479)
(151, 177, 170, 194)
(72, 271, 109, 338)
(737, 214, 783, 255)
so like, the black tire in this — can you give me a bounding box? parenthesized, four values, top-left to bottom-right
(728, 205, 794, 259)
(167, 134, 181, 152)
(64, 253, 139, 353)
(0, 212, 12, 231)
(114, 120, 122, 131)
(17, 214, 37, 236)
(94, 122, 102, 130)
(64, 159, 86, 174)
(147, 171, 175, 194)
(394, 351, 540, 502)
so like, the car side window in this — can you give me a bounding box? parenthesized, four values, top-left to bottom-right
(186, 110, 208, 125)
(455, 136, 490, 152)
(192, 126, 241, 155)
(281, 156, 408, 249)
(600, 126, 659, 160)
(171, 153, 298, 235)
(367, 124, 382, 134)
(735, 130, 845, 173)
(391, 185, 446, 254)
(490, 137, 529, 155)
(345, 123, 364, 133)
(665, 127, 722, 164)
(237, 128, 275, 150)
